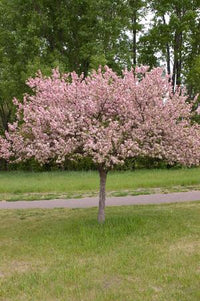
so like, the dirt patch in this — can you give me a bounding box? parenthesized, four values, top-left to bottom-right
(0, 259, 48, 278)
(169, 239, 200, 254)
(102, 275, 122, 289)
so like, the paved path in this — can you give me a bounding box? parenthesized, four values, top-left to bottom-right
(0, 191, 200, 209)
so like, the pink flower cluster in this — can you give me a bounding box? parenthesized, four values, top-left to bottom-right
(1, 66, 200, 169)
(0, 136, 11, 160)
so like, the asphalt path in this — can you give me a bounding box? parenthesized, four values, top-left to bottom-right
(0, 191, 200, 209)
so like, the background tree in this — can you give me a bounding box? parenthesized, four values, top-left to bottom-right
(126, 0, 147, 67)
(0, 0, 131, 135)
(187, 55, 200, 98)
(3, 66, 200, 222)
(145, 0, 200, 90)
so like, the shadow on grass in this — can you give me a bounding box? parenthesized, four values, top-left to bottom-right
(5, 204, 195, 259)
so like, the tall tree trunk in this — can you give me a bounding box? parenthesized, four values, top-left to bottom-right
(172, 47, 177, 92)
(172, 7, 183, 91)
(176, 32, 182, 87)
(0, 103, 11, 132)
(162, 15, 171, 78)
(166, 43, 171, 77)
(98, 169, 107, 223)
(172, 31, 182, 90)
(132, 13, 137, 66)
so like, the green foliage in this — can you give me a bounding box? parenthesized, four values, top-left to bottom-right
(0, 0, 200, 153)
(0, 0, 133, 134)
(187, 55, 200, 99)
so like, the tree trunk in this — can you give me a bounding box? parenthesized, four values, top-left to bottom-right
(176, 32, 182, 87)
(172, 47, 177, 92)
(98, 169, 107, 223)
(132, 13, 137, 66)
(172, 30, 182, 91)
(172, 7, 183, 91)
(166, 42, 171, 77)
(162, 15, 171, 78)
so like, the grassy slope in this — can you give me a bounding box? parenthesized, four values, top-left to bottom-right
(1, 168, 200, 201)
(0, 202, 200, 300)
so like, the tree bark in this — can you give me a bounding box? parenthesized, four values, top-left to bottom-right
(0, 102, 11, 132)
(176, 32, 182, 87)
(172, 45, 177, 92)
(132, 13, 137, 66)
(98, 169, 107, 223)
(162, 15, 171, 78)
(166, 42, 171, 77)
(172, 7, 183, 92)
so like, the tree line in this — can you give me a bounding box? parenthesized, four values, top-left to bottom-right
(0, 0, 200, 133)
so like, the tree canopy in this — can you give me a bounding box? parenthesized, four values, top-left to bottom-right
(0, 0, 200, 133)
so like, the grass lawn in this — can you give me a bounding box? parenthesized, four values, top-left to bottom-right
(1, 168, 200, 201)
(0, 202, 199, 300)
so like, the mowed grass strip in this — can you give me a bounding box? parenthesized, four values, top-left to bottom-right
(0, 168, 200, 197)
(0, 202, 200, 301)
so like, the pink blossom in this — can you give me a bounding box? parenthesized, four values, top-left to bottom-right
(2, 66, 200, 168)
(1, 66, 200, 222)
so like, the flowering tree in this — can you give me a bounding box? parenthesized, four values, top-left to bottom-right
(0, 136, 11, 160)
(2, 66, 200, 222)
